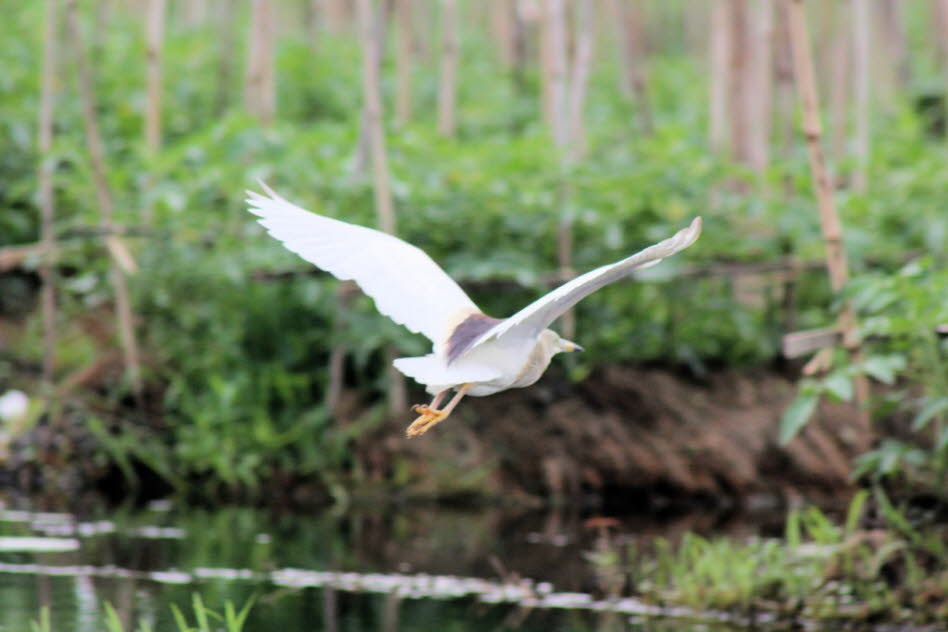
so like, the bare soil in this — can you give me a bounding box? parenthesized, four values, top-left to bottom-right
(385, 365, 866, 507)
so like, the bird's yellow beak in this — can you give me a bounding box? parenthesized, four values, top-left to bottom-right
(561, 340, 584, 353)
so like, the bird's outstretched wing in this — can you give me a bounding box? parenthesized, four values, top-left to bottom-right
(466, 217, 702, 351)
(247, 184, 479, 345)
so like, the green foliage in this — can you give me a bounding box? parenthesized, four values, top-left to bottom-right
(2, 2, 946, 496)
(628, 491, 948, 622)
(782, 259, 948, 493)
(97, 594, 255, 632)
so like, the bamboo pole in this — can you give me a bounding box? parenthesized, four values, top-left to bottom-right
(38, 0, 60, 390)
(65, 0, 143, 398)
(355, 0, 405, 415)
(245, 0, 275, 126)
(437, 0, 458, 137)
(395, 0, 413, 126)
(851, 0, 870, 192)
(785, 0, 870, 441)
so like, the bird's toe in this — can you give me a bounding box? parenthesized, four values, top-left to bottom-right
(405, 409, 448, 437)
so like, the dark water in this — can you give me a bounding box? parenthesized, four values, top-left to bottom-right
(0, 500, 777, 631)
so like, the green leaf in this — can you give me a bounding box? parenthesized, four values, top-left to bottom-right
(103, 603, 124, 632)
(912, 396, 948, 431)
(779, 393, 819, 444)
(861, 355, 906, 385)
(844, 490, 869, 536)
(823, 372, 854, 402)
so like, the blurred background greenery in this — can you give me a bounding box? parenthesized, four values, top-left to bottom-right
(0, 0, 945, 525)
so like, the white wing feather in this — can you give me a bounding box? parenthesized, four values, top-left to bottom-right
(247, 184, 479, 345)
(468, 217, 702, 349)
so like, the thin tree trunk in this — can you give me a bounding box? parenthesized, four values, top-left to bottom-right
(143, 0, 165, 225)
(245, 0, 276, 126)
(728, 0, 751, 166)
(65, 0, 143, 398)
(184, 0, 206, 27)
(623, 1, 654, 135)
(567, 0, 594, 162)
(874, 0, 908, 111)
(437, 0, 459, 137)
(773, 0, 796, 158)
(547, 0, 568, 147)
(549, 0, 572, 339)
(607, 0, 632, 98)
(395, 0, 412, 126)
(38, 0, 60, 390)
(539, 0, 554, 125)
(829, 2, 851, 170)
(709, 0, 732, 157)
(851, 0, 870, 192)
(879, 0, 909, 89)
(355, 0, 405, 415)
(511, 0, 528, 100)
(325, 0, 350, 34)
(937, 1, 948, 142)
(748, 0, 773, 172)
(215, 0, 237, 114)
(491, 0, 513, 69)
(145, 0, 165, 153)
(786, 0, 870, 444)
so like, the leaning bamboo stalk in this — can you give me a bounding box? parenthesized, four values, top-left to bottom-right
(786, 0, 870, 439)
(437, 0, 458, 137)
(851, 0, 870, 192)
(38, 0, 60, 389)
(65, 0, 143, 397)
(356, 0, 405, 415)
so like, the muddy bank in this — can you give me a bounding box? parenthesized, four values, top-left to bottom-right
(381, 365, 866, 507)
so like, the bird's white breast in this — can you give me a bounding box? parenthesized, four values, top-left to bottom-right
(452, 334, 557, 397)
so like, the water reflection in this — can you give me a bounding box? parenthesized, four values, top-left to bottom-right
(0, 500, 779, 631)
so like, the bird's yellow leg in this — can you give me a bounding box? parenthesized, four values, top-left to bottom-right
(406, 384, 471, 437)
(410, 389, 446, 417)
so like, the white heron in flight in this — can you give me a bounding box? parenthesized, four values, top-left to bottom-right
(247, 184, 701, 437)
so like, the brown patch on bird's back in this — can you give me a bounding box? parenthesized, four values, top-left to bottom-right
(446, 313, 502, 364)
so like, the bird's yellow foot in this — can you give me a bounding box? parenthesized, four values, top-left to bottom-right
(406, 407, 448, 437)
